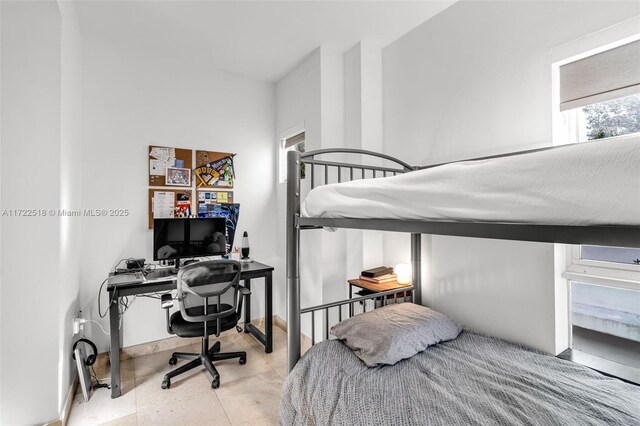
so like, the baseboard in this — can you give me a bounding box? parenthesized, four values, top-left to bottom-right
(61, 376, 78, 425)
(272, 314, 312, 352)
(44, 376, 78, 426)
(274, 314, 287, 332)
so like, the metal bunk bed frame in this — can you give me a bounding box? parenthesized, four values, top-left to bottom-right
(285, 147, 640, 372)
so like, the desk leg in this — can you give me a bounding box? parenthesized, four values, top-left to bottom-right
(265, 272, 273, 353)
(244, 278, 251, 333)
(109, 289, 121, 398)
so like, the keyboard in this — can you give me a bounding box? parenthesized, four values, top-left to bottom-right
(108, 271, 145, 285)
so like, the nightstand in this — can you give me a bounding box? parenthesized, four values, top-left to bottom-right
(347, 278, 412, 316)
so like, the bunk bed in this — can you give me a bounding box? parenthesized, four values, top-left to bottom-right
(282, 135, 640, 424)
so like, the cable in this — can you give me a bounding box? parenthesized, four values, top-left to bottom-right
(89, 365, 111, 390)
(97, 278, 111, 318)
(86, 320, 110, 335)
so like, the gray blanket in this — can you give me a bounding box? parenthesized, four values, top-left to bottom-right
(280, 331, 640, 425)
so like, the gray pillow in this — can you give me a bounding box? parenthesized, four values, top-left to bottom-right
(330, 303, 462, 367)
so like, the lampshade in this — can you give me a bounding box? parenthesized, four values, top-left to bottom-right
(395, 263, 412, 284)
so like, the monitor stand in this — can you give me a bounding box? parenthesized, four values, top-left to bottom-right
(170, 260, 182, 275)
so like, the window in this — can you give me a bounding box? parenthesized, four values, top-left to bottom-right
(559, 39, 640, 284)
(555, 37, 640, 378)
(558, 39, 640, 144)
(560, 93, 640, 143)
(279, 131, 305, 183)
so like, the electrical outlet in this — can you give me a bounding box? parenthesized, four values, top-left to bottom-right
(73, 317, 86, 335)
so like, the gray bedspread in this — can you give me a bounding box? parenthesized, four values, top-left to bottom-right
(280, 331, 640, 425)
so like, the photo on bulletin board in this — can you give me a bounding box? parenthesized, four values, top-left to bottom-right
(198, 202, 240, 253)
(166, 167, 191, 186)
(194, 150, 235, 188)
(149, 146, 192, 187)
(175, 192, 192, 217)
(197, 190, 234, 206)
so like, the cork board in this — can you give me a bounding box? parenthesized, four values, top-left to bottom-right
(149, 146, 193, 187)
(148, 189, 193, 229)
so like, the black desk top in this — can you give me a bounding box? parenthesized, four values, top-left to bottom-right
(107, 260, 273, 292)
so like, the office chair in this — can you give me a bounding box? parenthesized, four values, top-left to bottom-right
(160, 260, 249, 389)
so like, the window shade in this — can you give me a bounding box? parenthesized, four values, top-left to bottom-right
(560, 40, 640, 111)
(284, 132, 305, 149)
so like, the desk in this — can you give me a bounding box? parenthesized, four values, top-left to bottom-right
(107, 261, 274, 398)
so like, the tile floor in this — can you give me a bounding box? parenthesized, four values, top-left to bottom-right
(68, 326, 296, 426)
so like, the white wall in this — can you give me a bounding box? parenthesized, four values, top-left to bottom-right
(275, 49, 323, 336)
(275, 45, 350, 338)
(0, 1, 63, 423)
(382, 0, 640, 354)
(58, 0, 83, 415)
(80, 35, 277, 351)
(318, 46, 347, 321)
(344, 42, 386, 277)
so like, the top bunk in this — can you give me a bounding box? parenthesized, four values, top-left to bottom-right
(289, 135, 640, 248)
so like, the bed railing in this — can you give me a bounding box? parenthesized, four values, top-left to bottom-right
(301, 148, 414, 189)
(286, 148, 421, 372)
(302, 286, 414, 345)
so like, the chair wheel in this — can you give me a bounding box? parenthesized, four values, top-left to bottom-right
(169, 357, 177, 365)
(211, 377, 220, 389)
(161, 379, 171, 389)
(239, 356, 246, 365)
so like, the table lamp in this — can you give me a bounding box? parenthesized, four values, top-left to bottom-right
(395, 263, 412, 284)
(241, 231, 252, 263)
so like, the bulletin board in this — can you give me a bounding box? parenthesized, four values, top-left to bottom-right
(194, 150, 235, 188)
(148, 146, 193, 187)
(148, 189, 193, 229)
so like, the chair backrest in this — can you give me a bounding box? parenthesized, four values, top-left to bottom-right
(176, 260, 241, 323)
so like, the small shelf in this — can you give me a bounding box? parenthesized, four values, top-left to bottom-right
(348, 278, 412, 293)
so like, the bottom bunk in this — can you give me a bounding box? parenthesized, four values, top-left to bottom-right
(281, 304, 640, 425)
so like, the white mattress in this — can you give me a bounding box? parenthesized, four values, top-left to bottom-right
(301, 135, 640, 226)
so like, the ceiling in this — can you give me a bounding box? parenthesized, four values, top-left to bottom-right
(75, 1, 455, 83)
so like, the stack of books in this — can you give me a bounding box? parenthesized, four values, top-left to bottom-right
(359, 266, 396, 283)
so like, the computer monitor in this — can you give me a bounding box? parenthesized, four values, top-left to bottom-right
(153, 217, 227, 261)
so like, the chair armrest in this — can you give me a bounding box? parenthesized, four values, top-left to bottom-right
(160, 293, 174, 309)
(236, 286, 251, 319)
(160, 293, 174, 335)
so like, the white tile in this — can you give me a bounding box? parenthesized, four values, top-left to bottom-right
(68, 330, 289, 426)
(135, 369, 230, 426)
(215, 370, 283, 426)
(209, 333, 272, 384)
(99, 413, 138, 426)
(133, 344, 196, 381)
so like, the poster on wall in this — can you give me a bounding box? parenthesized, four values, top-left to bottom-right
(194, 150, 235, 188)
(148, 189, 193, 228)
(198, 202, 240, 253)
(197, 190, 234, 207)
(149, 146, 192, 187)
(175, 192, 191, 217)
